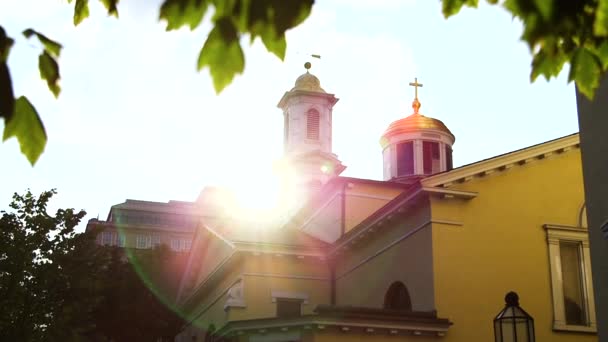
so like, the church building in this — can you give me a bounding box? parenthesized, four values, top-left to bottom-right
(167, 64, 597, 341)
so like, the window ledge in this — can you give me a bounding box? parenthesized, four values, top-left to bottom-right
(553, 323, 597, 334)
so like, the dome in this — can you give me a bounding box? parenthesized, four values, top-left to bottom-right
(382, 113, 454, 140)
(291, 72, 326, 93)
(382, 96, 454, 142)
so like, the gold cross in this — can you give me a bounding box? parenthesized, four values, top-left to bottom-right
(409, 77, 423, 99)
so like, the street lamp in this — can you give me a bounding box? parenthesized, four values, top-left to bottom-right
(494, 291, 535, 342)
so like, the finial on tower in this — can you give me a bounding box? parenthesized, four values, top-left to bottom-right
(409, 77, 423, 115)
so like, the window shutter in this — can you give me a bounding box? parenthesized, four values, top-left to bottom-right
(307, 109, 320, 140)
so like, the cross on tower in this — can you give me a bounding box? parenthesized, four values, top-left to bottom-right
(409, 77, 423, 99)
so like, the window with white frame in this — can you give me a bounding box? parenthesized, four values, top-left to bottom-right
(170, 238, 192, 252)
(544, 224, 596, 333)
(152, 234, 161, 248)
(136, 234, 151, 249)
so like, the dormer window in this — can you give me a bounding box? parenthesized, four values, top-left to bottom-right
(306, 109, 320, 140)
(423, 141, 441, 174)
(397, 141, 414, 176)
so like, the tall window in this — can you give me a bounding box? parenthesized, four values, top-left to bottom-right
(383, 281, 412, 311)
(306, 109, 320, 140)
(560, 241, 587, 325)
(445, 145, 453, 171)
(545, 224, 596, 332)
(152, 234, 161, 248)
(423, 141, 441, 174)
(396, 142, 414, 176)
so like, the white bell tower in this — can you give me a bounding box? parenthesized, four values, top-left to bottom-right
(277, 62, 345, 192)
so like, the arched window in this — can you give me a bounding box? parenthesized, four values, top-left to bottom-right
(307, 109, 320, 140)
(384, 281, 412, 311)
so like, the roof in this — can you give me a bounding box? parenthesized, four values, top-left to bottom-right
(381, 112, 455, 144)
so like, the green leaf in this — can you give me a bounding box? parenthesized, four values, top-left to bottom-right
(3, 96, 47, 165)
(99, 0, 120, 17)
(442, 0, 478, 18)
(159, 0, 209, 30)
(530, 49, 566, 81)
(569, 47, 602, 100)
(261, 31, 286, 60)
(197, 17, 244, 93)
(74, 0, 90, 26)
(23, 29, 62, 58)
(596, 0, 608, 36)
(0, 61, 14, 121)
(240, 0, 312, 60)
(596, 40, 608, 69)
(39, 52, 61, 98)
(533, 0, 552, 20)
(0, 26, 14, 62)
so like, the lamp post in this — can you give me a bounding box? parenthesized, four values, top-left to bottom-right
(494, 291, 535, 342)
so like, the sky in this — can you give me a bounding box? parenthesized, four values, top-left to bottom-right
(0, 0, 579, 230)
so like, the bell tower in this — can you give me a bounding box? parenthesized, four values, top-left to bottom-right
(380, 78, 455, 184)
(277, 62, 345, 192)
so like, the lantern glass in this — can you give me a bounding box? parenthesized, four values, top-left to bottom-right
(494, 292, 535, 342)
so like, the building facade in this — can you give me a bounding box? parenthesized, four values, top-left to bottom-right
(86, 199, 200, 252)
(171, 66, 597, 341)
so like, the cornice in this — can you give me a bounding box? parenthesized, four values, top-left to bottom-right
(422, 134, 579, 188)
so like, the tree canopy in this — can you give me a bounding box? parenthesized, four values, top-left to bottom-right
(1, 0, 607, 165)
(0, 189, 185, 341)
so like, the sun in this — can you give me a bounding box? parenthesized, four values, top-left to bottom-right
(223, 159, 299, 222)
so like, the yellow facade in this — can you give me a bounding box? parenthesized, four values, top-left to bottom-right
(429, 146, 594, 342)
(175, 134, 597, 342)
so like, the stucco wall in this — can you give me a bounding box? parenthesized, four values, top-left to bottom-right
(431, 148, 596, 342)
(335, 204, 435, 312)
(344, 182, 403, 234)
(228, 255, 330, 321)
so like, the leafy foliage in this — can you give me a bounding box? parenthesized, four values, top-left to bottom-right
(0, 189, 89, 340)
(0, 190, 184, 341)
(442, 0, 608, 99)
(159, 0, 314, 92)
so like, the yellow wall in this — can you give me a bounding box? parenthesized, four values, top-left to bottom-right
(229, 255, 330, 321)
(430, 149, 596, 341)
(188, 259, 243, 334)
(344, 182, 403, 233)
(336, 204, 435, 312)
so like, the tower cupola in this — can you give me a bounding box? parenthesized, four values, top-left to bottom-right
(380, 78, 455, 183)
(277, 62, 345, 192)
